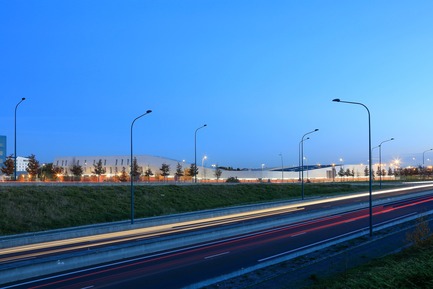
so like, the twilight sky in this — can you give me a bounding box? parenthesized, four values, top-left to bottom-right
(1, 0, 433, 169)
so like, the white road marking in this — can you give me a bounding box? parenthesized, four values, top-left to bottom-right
(204, 251, 230, 259)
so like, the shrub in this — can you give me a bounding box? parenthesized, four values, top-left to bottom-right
(226, 176, 240, 183)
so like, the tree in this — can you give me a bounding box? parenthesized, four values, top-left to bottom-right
(187, 164, 198, 181)
(345, 168, 352, 177)
(388, 167, 394, 176)
(119, 167, 128, 182)
(131, 158, 142, 182)
(175, 162, 184, 182)
(92, 159, 106, 182)
(376, 166, 382, 176)
(214, 167, 222, 182)
(26, 154, 39, 181)
(364, 166, 369, 177)
(1, 154, 14, 176)
(52, 166, 64, 180)
(39, 163, 54, 181)
(338, 167, 345, 179)
(144, 167, 154, 182)
(160, 163, 170, 181)
(70, 163, 83, 181)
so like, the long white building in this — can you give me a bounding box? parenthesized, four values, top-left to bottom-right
(53, 155, 379, 182)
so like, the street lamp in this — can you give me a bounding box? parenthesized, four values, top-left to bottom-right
(130, 110, 152, 224)
(14, 98, 26, 181)
(333, 98, 373, 237)
(423, 149, 433, 179)
(423, 149, 433, 167)
(298, 137, 309, 181)
(202, 155, 207, 181)
(378, 138, 394, 189)
(194, 124, 207, 183)
(279, 153, 284, 182)
(261, 163, 265, 181)
(300, 129, 319, 200)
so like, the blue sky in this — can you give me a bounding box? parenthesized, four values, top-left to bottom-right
(1, 0, 433, 169)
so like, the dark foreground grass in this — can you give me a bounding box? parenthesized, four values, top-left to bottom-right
(309, 237, 433, 289)
(0, 183, 375, 235)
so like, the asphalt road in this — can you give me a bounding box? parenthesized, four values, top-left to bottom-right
(3, 190, 433, 289)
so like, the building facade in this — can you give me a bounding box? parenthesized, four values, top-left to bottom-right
(16, 156, 30, 173)
(53, 155, 373, 182)
(0, 135, 6, 168)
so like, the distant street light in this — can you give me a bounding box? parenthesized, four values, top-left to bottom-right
(279, 153, 284, 182)
(202, 155, 207, 181)
(130, 110, 152, 224)
(378, 138, 394, 189)
(300, 129, 319, 200)
(14, 98, 26, 181)
(194, 124, 207, 183)
(261, 163, 265, 181)
(333, 98, 373, 237)
(423, 149, 433, 168)
(423, 149, 433, 179)
(298, 137, 309, 181)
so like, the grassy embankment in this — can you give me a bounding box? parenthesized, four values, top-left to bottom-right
(0, 183, 375, 235)
(309, 220, 433, 289)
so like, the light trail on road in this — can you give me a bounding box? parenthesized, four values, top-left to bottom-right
(2, 184, 433, 288)
(3, 184, 432, 263)
(0, 206, 305, 263)
(7, 191, 433, 289)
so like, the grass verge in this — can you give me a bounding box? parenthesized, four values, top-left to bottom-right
(0, 183, 377, 235)
(309, 233, 433, 288)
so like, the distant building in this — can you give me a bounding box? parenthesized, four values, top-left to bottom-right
(16, 156, 30, 173)
(53, 155, 373, 182)
(53, 155, 188, 180)
(0, 135, 6, 168)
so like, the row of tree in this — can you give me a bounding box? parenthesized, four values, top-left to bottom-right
(1, 155, 224, 182)
(336, 166, 433, 178)
(1, 154, 42, 180)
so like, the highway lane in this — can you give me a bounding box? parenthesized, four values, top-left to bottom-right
(0, 206, 306, 264)
(2, 184, 432, 266)
(4, 192, 433, 289)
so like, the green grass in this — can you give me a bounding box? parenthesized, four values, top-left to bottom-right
(309, 237, 433, 289)
(0, 183, 382, 235)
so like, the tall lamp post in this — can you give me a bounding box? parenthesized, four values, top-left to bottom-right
(333, 98, 373, 237)
(300, 129, 319, 200)
(378, 138, 394, 189)
(423, 149, 433, 168)
(130, 110, 152, 224)
(298, 137, 309, 181)
(279, 153, 284, 182)
(14, 98, 26, 181)
(423, 149, 433, 179)
(194, 124, 207, 183)
(202, 155, 207, 181)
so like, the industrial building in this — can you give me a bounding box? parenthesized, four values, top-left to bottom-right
(53, 155, 373, 182)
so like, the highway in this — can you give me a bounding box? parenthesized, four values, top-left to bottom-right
(2, 185, 433, 288)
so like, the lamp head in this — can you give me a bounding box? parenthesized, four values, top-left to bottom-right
(204, 124, 207, 127)
(22, 97, 26, 101)
(314, 128, 319, 131)
(146, 110, 152, 114)
(332, 98, 341, 102)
